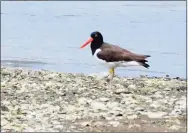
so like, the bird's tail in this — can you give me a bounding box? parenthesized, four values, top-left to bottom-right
(138, 55, 151, 69)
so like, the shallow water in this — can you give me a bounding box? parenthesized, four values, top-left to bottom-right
(1, 1, 186, 78)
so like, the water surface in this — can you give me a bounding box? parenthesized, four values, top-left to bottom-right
(1, 1, 186, 78)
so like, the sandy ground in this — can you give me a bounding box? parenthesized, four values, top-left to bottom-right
(1, 67, 187, 132)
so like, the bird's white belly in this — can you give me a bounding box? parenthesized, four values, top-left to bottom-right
(95, 58, 140, 68)
(93, 49, 140, 69)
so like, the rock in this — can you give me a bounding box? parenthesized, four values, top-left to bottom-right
(99, 97, 109, 102)
(93, 121, 104, 127)
(158, 99, 168, 104)
(114, 88, 129, 94)
(91, 102, 107, 111)
(141, 120, 148, 124)
(134, 107, 145, 112)
(108, 121, 120, 127)
(128, 84, 137, 90)
(1, 81, 6, 87)
(128, 124, 140, 129)
(152, 92, 163, 99)
(109, 110, 123, 116)
(107, 102, 119, 109)
(25, 127, 37, 132)
(146, 112, 167, 119)
(112, 107, 123, 111)
(164, 87, 171, 91)
(78, 98, 89, 105)
(105, 116, 114, 120)
(1, 119, 9, 126)
(150, 101, 160, 109)
(1, 105, 9, 111)
(140, 75, 147, 78)
(169, 109, 181, 117)
(127, 114, 138, 120)
(80, 121, 91, 127)
(98, 112, 108, 119)
(65, 115, 77, 121)
(145, 97, 153, 103)
(174, 119, 181, 125)
(144, 80, 154, 86)
(65, 105, 77, 113)
(169, 125, 181, 131)
(52, 120, 61, 125)
(175, 97, 186, 109)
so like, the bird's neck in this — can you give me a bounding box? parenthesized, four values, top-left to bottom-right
(90, 40, 103, 55)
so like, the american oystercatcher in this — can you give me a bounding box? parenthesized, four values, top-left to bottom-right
(80, 31, 151, 87)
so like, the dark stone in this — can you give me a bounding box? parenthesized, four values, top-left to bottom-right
(1, 105, 9, 111)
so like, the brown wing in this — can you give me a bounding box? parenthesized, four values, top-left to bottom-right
(98, 43, 150, 63)
(97, 48, 133, 62)
(101, 43, 132, 54)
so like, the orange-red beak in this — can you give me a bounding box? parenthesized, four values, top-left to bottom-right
(80, 37, 94, 49)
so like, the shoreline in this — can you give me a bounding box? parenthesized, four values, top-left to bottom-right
(1, 66, 186, 132)
(1, 65, 186, 80)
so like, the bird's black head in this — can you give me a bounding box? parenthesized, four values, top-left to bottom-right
(90, 31, 103, 43)
(90, 31, 104, 55)
(80, 31, 104, 55)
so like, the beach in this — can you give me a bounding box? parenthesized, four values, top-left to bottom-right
(1, 67, 186, 132)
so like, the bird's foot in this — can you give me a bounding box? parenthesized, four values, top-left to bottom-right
(107, 68, 115, 89)
(109, 68, 115, 75)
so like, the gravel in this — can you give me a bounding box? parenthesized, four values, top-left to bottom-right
(1, 67, 187, 132)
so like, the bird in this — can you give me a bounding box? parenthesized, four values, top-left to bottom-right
(80, 31, 151, 88)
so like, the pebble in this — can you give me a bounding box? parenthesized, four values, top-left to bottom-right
(114, 88, 129, 94)
(1, 81, 6, 87)
(80, 121, 91, 127)
(93, 121, 104, 127)
(128, 84, 137, 90)
(128, 124, 140, 129)
(91, 102, 107, 111)
(127, 115, 138, 120)
(164, 87, 171, 91)
(1, 105, 9, 111)
(108, 121, 120, 127)
(109, 110, 123, 116)
(106, 102, 119, 109)
(150, 101, 160, 109)
(146, 112, 167, 119)
(134, 107, 145, 112)
(169, 125, 181, 131)
(153, 92, 163, 99)
(144, 97, 153, 103)
(78, 98, 89, 105)
(99, 97, 109, 102)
